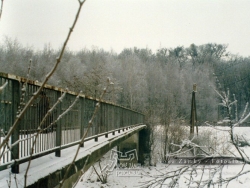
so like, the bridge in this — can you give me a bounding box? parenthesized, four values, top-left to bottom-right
(0, 72, 148, 187)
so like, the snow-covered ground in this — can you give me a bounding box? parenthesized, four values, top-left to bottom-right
(76, 164, 250, 188)
(76, 126, 250, 188)
(0, 125, 249, 188)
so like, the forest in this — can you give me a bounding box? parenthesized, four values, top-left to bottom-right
(2, 0, 250, 186)
(1, 37, 250, 126)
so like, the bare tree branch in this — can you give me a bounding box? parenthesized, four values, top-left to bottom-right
(23, 90, 73, 187)
(0, 0, 4, 21)
(141, 87, 250, 188)
(0, 81, 8, 93)
(0, 0, 86, 151)
(59, 77, 112, 188)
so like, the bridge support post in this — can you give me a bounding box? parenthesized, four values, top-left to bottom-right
(118, 133, 139, 164)
(55, 91, 62, 157)
(117, 127, 149, 166)
(80, 96, 84, 147)
(138, 128, 150, 165)
(11, 80, 20, 173)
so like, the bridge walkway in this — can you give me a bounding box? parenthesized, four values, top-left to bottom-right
(0, 124, 146, 188)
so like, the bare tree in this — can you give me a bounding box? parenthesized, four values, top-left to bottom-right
(118, 53, 148, 111)
(141, 87, 250, 188)
(0, 0, 87, 187)
(0, 0, 86, 152)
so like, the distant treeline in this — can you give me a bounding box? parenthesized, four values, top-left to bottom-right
(1, 37, 250, 125)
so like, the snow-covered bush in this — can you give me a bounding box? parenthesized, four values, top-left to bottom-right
(153, 123, 188, 163)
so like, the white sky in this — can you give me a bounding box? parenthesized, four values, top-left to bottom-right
(1, 0, 250, 56)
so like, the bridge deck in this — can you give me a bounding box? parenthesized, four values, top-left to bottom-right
(0, 124, 146, 188)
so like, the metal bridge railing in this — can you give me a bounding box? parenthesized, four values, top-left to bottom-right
(0, 72, 144, 172)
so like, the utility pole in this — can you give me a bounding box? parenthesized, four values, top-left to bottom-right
(190, 84, 198, 136)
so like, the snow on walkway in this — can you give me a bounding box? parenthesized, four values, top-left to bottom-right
(0, 126, 144, 188)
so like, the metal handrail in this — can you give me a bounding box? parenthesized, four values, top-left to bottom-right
(0, 72, 145, 172)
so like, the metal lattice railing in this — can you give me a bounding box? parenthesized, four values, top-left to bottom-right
(0, 72, 144, 172)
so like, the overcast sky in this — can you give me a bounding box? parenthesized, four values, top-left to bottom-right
(1, 0, 250, 56)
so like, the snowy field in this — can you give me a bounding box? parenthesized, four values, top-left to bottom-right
(76, 164, 250, 188)
(0, 125, 249, 187)
(76, 126, 250, 188)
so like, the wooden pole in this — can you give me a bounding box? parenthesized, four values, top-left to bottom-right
(190, 84, 198, 136)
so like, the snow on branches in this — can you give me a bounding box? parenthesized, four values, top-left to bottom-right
(142, 86, 250, 188)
